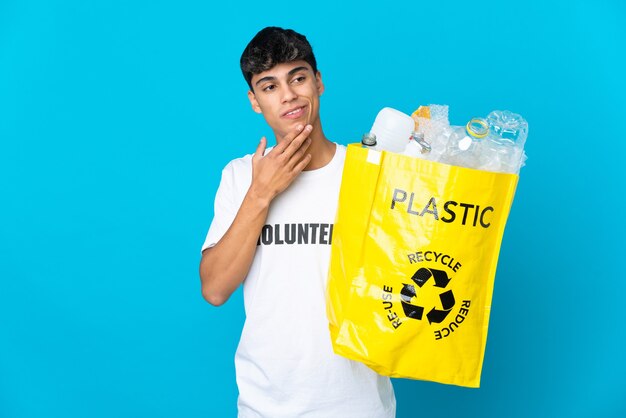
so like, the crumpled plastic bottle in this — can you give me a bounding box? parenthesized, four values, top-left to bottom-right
(486, 110, 528, 147)
(477, 110, 528, 174)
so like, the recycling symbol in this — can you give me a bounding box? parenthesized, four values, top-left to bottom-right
(400, 267, 455, 324)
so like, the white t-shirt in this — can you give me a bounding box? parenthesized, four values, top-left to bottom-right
(202, 144, 396, 418)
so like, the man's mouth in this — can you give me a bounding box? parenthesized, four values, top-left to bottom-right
(282, 105, 307, 119)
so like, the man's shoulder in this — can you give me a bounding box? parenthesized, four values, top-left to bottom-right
(221, 149, 265, 179)
(332, 143, 348, 167)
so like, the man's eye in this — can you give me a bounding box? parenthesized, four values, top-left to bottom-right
(262, 84, 276, 92)
(292, 76, 306, 84)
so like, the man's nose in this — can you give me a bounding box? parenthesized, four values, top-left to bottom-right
(281, 84, 298, 103)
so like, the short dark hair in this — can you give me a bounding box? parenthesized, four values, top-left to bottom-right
(240, 27, 318, 90)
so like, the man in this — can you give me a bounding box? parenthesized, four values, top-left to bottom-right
(199, 27, 396, 417)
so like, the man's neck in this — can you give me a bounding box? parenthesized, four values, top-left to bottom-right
(303, 127, 336, 171)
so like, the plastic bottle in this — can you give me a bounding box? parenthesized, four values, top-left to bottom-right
(369, 107, 414, 153)
(442, 117, 489, 169)
(478, 110, 528, 174)
(486, 110, 528, 147)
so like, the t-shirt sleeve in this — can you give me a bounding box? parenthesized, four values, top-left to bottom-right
(201, 162, 239, 253)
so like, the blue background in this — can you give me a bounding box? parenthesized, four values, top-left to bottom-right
(1, 0, 625, 417)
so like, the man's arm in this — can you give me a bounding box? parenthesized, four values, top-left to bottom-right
(199, 124, 313, 306)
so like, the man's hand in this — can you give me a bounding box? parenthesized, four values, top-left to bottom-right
(200, 124, 313, 306)
(249, 124, 313, 204)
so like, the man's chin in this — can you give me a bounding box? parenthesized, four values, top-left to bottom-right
(269, 114, 317, 142)
(274, 123, 304, 141)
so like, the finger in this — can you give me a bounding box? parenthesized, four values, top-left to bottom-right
(283, 124, 313, 157)
(292, 153, 312, 174)
(287, 137, 312, 169)
(254, 136, 267, 159)
(273, 124, 305, 154)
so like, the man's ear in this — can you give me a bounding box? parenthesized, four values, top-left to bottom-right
(248, 90, 263, 114)
(315, 71, 325, 96)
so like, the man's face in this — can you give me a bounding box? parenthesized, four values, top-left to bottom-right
(248, 60, 324, 140)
